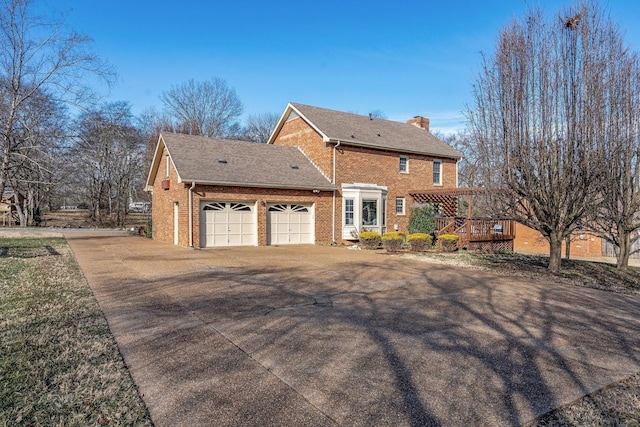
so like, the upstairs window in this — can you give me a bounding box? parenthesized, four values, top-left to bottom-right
(399, 156, 408, 173)
(433, 160, 442, 185)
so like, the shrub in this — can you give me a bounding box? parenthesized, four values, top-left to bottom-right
(408, 204, 436, 235)
(437, 233, 459, 252)
(382, 231, 405, 252)
(437, 233, 459, 242)
(406, 233, 432, 252)
(358, 231, 382, 249)
(145, 219, 152, 238)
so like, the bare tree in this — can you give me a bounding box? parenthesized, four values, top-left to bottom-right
(5, 87, 67, 225)
(466, 2, 629, 272)
(0, 0, 113, 201)
(242, 112, 279, 143)
(586, 54, 640, 270)
(72, 102, 143, 227)
(369, 109, 388, 119)
(160, 77, 243, 138)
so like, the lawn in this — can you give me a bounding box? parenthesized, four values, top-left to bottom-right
(0, 237, 152, 426)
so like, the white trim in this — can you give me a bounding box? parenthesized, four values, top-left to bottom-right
(188, 182, 195, 247)
(297, 146, 331, 182)
(173, 202, 179, 245)
(399, 156, 409, 174)
(267, 103, 330, 144)
(176, 179, 335, 191)
(433, 159, 443, 186)
(327, 138, 462, 159)
(341, 183, 387, 239)
(395, 197, 406, 215)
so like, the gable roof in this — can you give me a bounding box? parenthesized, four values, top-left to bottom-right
(145, 133, 335, 191)
(268, 102, 463, 159)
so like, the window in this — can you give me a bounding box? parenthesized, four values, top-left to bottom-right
(382, 197, 386, 226)
(362, 200, 377, 226)
(344, 199, 354, 225)
(433, 160, 442, 185)
(399, 156, 408, 173)
(341, 184, 388, 239)
(396, 197, 405, 215)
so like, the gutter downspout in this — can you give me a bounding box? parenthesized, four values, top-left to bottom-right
(332, 141, 341, 244)
(188, 181, 195, 247)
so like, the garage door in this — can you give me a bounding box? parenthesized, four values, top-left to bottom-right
(200, 202, 256, 247)
(267, 204, 313, 245)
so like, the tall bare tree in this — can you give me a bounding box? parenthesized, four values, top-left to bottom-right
(72, 102, 143, 227)
(0, 0, 113, 201)
(466, 2, 631, 272)
(6, 88, 67, 225)
(587, 54, 640, 270)
(160, 77, 243, 138)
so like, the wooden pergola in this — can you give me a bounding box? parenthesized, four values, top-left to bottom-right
(408, 187, 488, 218)
(408, 188, 515, 253)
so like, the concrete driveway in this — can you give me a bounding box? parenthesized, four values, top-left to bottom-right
(64, 233, 640, 426)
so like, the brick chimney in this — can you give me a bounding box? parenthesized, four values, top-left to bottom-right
(406, 116, 430, 131)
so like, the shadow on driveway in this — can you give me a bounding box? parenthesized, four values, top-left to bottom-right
(65, 233, 640, 427)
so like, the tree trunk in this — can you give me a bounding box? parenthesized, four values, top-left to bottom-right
(617, 227, 631, 271)
(565, 236, 571, 259)
(16, 195, 27, 227)
(548, 233, 563, 273)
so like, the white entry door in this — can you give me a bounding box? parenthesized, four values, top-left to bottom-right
(200, 202, 256, 247)
(267, 204, 313, 245)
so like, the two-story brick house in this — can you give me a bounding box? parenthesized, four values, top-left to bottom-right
(146, 102, 463, 247)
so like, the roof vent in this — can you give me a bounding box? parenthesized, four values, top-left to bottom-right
(290, 164, 299, 169)
(377, 132, 381, 137)
(351, 134, 355, 138)
(217, 158, 227, 164)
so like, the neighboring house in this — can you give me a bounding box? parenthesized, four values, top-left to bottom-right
(145, 102, 463, 247)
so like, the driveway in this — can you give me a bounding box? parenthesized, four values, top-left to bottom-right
(64, 233, 640, 426)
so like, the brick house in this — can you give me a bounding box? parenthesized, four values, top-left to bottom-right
(145, 102, 463, 247)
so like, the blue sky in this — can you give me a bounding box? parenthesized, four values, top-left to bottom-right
(39, 0, 640, 134)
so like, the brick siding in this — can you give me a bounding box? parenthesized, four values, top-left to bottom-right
(273, 118, 458, 242)
(151, 147, 189, 246)
(191, 186, 333, 247)
(514, 223, 603, 257)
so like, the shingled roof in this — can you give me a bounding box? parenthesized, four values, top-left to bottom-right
(269, 102, 463, 159)
(146, 133, 335, 191)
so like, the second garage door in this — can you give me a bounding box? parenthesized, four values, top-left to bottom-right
(267, 204, 313, 245)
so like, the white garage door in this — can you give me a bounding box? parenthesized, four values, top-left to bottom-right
(200, 202, 256, 247)
(267, 204, 313, 245)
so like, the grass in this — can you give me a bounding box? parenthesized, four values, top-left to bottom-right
(0, 237, 152, 426)
(407, 250, 640, 426)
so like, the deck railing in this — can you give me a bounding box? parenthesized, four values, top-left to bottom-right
(435, 217, 516, 252)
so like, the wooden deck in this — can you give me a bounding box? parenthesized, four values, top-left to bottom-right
(435, 217, 516, 253)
